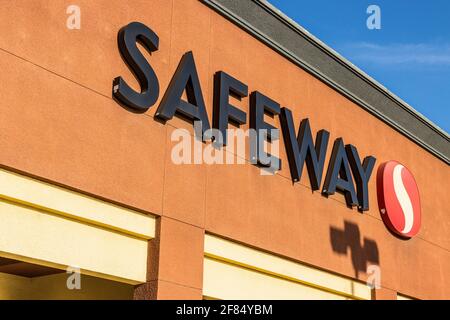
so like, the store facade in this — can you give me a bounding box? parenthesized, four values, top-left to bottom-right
(0, 0, 449, 300)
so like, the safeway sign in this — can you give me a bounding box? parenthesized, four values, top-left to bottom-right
(112, 22, 421, 239)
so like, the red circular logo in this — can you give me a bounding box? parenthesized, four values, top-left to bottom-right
(376, 161, 421, 238)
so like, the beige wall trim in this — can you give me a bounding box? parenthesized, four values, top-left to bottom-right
(0, 168, 156, 284)
(204, 234, 372, 300)
(204, 257, 351, 300)
(0, 168, 155, 239)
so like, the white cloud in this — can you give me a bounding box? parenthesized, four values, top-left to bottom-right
(340, 42, 450, 66)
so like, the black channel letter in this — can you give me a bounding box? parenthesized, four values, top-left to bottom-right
(213, 71, 248, 146)
(322, 138, 358, 207)
(155, 51, 211, 137)
(345, 144, 376, 211)
(280, 108, 329, 189)
(113, 22, 160, 112)
(250, 91, 281, 170)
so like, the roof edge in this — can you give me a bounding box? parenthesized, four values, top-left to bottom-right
(258, 0, 449, 140)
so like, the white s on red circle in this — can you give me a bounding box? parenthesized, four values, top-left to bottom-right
(377, 161, 421, 238)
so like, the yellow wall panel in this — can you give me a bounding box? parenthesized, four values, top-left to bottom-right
(0, 200, 148, 284)
(0, 168, 157, 284)
(0, 273, 31, 300)
(0, 169, 155, 239)
(204, 258, 349, 300)
(0, 272, 133, 300)
(204, 234, 372, 300)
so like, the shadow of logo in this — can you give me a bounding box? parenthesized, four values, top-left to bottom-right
(330, 221, 379, 278)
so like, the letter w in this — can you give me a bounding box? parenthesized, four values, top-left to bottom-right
(280, 108, 329, 190)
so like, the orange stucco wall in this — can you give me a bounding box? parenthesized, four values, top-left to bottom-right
(0, 0, 448, 299)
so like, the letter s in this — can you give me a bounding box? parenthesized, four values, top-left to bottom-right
(113, 22, 160, 112)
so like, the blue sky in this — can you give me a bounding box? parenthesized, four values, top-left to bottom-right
(269, 0, 450, 133)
